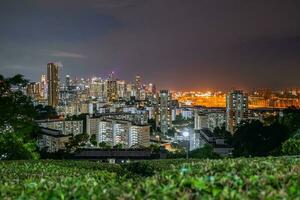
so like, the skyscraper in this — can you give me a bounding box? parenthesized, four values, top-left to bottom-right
(65, 75, 71, 88)
(226, 90, 248, 133)
(158, 90, 172, 134)
(40, 74, 47, 99)
(47, 63, 59, 108)
(107, 79, 118, 102)
(135, 75, 141, 100)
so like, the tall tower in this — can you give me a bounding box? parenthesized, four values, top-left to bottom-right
(226, 90, 248, 133)
(65, 75, 71, 88)
(158, 90, 172, 134)
(47, 63, 59, 108)
(40, 74, 47, 99)
(135, 75, 141, 100)
(107, 72, 118, 102)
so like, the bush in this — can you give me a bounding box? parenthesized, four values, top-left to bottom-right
(1, 158, 300, 199)
(282, 138, 300, 155)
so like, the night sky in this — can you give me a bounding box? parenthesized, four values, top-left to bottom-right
(1, 0, 300, 91)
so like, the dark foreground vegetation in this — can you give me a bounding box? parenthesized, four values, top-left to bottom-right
(1, 157, 300, 199)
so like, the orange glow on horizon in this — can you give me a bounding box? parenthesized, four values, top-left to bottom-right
(175, 92, 300, 109)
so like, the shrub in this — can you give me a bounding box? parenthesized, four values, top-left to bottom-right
(1, 158, 300, 199)
(282, 138, 300, 155)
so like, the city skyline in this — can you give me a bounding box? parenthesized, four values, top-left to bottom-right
(1, 0, 300, 90)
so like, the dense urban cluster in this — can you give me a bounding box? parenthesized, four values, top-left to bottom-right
(1, 62, 299, 159)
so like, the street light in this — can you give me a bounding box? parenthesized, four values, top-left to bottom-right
(182, 131, 189, 159)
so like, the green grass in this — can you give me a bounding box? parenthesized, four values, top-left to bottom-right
(1, 157, 300, 199)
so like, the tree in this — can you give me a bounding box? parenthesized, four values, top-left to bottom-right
(65, 133, 89, 153)
(35, 105, 58, 120)
(166, 128, 176, 137)
(231, 120, 289, 157)
(98, 141, 112, 149)
(90, 134, 97, 146)
(148, 118, 157, 134)
(113, 143, 124, 149)
(189, 144, 220, 159)
(0, 74, 39, 160)
(213, 124, 232, 143)
(282, 137, 300, 155)
(279, 107, 300, 136)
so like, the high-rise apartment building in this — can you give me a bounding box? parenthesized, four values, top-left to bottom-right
(226, 90, 248, 133)
(107, 74, 118, 102)
(135, 75, 141, 100)
(129, 125, 150, 147)
(65, 75, 71, 88)
(194, 112, 208, 130)
(158, 90, 172, 134)
(26, 82, 41, 100)
(117, 80, 127, 99)
(194, 109, 226, 132)
(40, 74, 47, 99)
(47, 63, 59, 108)
(97, 119, 150, 148)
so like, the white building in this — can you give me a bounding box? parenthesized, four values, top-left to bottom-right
(194, 112, 208, 130)
(182, 108, 193, 119)
(37, 127, 71, 153)
(37, 119, 83, 136)
(97, 119, 150, 148)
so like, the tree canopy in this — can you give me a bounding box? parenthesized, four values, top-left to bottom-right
(0, 74, 39, 159)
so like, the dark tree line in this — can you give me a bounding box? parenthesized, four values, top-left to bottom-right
(0, 74, 39, 159)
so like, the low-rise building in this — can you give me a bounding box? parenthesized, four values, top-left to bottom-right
(37, 127, 71, 153)
(190, 128, 233, 156)
(37, 119, 83, 135)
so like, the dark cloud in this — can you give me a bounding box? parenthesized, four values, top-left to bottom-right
(1, 0, 300, 90)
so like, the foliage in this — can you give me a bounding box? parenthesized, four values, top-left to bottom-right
(166, 127, 176, 137)
(65, 133, 89, 152)
(279, 107, 300, 136)
(98, 141, 112, 149)
(231, 120, 289, 157)
(0, 74, 39, 160)
(148, 118, 157, 133)
(173, 114, 191, 125)
(282, 138, 300, 155)
(148, 143, 161, 153)
(189, 144, 221, 159)
(90, 134, 97, 146)
(113, 143, 124, 149)
(213, 124, 232, 141)
(35, 105, 58, 120)
(1, 157, 300, 199)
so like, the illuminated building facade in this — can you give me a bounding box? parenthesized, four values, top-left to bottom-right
(158, 90, 172, 134)
(97, 119, 150, 148)
(226, 90, 248, 133)
(47, 63, 59, 108)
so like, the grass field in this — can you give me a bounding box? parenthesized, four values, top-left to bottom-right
(1, 157, 300, 199)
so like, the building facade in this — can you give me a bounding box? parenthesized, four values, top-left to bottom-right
(97, 119, 150, 148)
(47, 63, 59, 107)
(158, 90, 172, 134)
(226, 90, 248, 133)
(37, 119, 83, 136)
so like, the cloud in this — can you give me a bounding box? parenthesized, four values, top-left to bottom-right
(50, 51, 86, 59)
(92, 0, 136, 9)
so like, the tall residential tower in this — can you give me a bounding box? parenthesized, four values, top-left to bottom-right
(226, 90, 248, 133)
(47, 63, 59, 108)
(158, 90, 172, 134)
